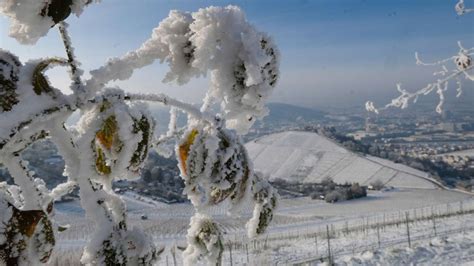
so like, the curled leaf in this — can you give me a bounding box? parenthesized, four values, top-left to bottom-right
(129, 115, 153, 171)
(91, 99, 154, 177)
(0, 200, 55, 264)
(183, 214, 223, 265)
(0, 49, 21, 112)
(32, 58, 66, 97)
(246, 175, 278, 238)
(94, 115, 121, 175)
(95, 146, 112, 175)
(178, 127, 251, 206)
(195, 220, 223, 255)
(178, 128, 199, 174)
(96, 116, 120, 150)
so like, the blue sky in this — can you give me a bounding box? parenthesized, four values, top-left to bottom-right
(1, 0, 473, 109)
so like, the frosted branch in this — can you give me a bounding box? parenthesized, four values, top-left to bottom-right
(456, 0, 474, 15)
(367, 43, 473, 114)
(125, 93, 208, 122)
(415, 52, 455, 66)
(85, 6, 280, 134)
(374, 0, 474, 114)
(3, 155, 44, 210)
(58, 22, 85, 98)
(167, 107, 178, 137)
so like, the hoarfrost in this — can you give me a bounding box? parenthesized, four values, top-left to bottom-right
(0, 3, 279, 265)
(0, 0, 98, 44)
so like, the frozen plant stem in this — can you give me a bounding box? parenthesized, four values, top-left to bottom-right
(58, 22, 84, 98)
(125, 93, 208, 123)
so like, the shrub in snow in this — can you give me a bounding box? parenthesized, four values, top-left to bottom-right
(323, 183, 367, 203)
(319, 182, 366, 203)
(0, 2, 279, 265)
(348, 183, 367, 199)
(324, 190, 346, 203)
(321, 177, 336, 190)
(370, 179, 385, 191)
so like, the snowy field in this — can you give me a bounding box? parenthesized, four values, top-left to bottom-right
(44, 130, 474, 265)
(334, 230, 474, 266)
(47, 188, 474, 265)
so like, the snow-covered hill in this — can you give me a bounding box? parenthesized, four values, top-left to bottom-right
(245, 131, 438, 189)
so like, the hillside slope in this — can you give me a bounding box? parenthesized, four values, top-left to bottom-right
(245, 131, 437, 189)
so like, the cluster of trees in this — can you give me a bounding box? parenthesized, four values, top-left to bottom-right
(131, 151, 186, 203)
(317, 178, 367, 203)
(272, 178, 367, 203)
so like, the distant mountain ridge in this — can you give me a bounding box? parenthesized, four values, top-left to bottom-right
(262, 102, 326, 124)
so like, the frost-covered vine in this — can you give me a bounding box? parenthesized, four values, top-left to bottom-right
(0, 2, 279, 265)
(366, 2, 473, 115)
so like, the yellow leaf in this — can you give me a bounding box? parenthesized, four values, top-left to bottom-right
(178, 129, 199, 174)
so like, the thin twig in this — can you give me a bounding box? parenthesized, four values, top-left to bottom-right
(125, 92, 211, 123)
(58, 22, 84, 96)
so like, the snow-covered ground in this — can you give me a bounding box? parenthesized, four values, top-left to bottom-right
(44, 130, 474, 265)
(52, 188, 471, 235)
(335, 231, 474, 266)
(231, 199, 474, 266)
(245, 131, 439, 189)
(47, 188, 474, 265)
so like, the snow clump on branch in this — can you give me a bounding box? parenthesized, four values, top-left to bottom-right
(90, 6, 280, 134)
(0, 0, 99, 44)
